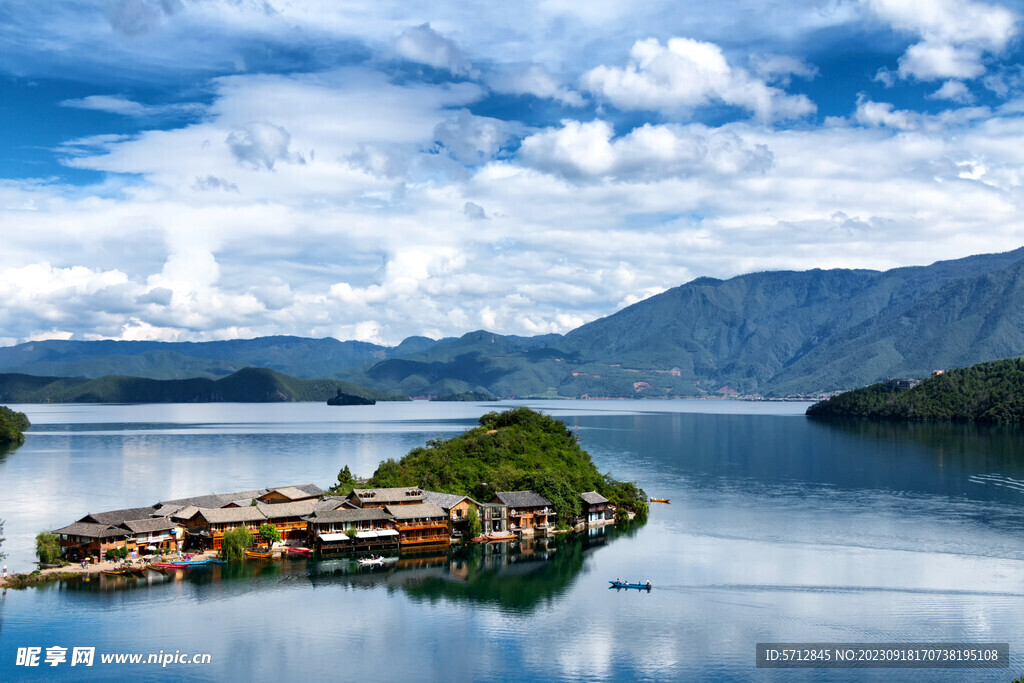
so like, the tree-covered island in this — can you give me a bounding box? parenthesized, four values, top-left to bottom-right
(806, 358, 1024, 423)
(345, 407, 648, 523)
(0, 405, 30, 443)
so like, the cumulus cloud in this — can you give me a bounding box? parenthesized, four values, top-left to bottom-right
(433, 110, 513, 165)
(105, 0, 183, 37)
(464, 201, 487, 220)
(518, 119, 773, 180)
(394, 23, 472, 76)
(750, 54, 819, 86)
(581, 37, 816, 122)
(853, 97, 922, 130)
(928, 80, 974, 103)
(488, 64, 586, 107)
(192, 175, 239, 192)
(865, 0, 1018, 82)
(225, 122, 303, 170)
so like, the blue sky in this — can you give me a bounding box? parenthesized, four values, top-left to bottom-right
(2, 0, 1024, 345)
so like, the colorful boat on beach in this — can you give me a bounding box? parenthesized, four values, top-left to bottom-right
(244, 549, 275, 559)
(152, 561, 190, 569)
(286, 547, 313, 556)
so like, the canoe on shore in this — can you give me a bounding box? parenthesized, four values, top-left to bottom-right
(650, 498, 670, 504)
(609, 580, 652, 590)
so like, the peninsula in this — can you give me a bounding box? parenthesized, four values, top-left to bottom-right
(806, 358, 1024, 423)
(0, 405, 29, 443)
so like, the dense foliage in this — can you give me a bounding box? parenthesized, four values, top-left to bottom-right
(0, 368, 406, 404)
(807, 359, 1024, 422)
(0, 406, 29, 443)
(220, 527, 254, 562)
(257, 523, 281, 548)
(35, 531, 59, 564)
(330, 465, 358, 497)
(366, 407, 647, 522)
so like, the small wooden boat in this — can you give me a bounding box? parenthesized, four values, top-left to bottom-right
(286, 547, 313, 556)
(650, 498, 670, 504)
(102, 568, 133, 576)
(244, 549, 275, 559)
(609, 580, 652, 590)
(152, 561, 190, 569)
(484, 533, 515, 543)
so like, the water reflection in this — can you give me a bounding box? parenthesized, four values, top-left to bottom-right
(53, 526, 644, 613)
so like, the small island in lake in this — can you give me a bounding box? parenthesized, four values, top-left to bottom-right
(0, 405, 30, 443)
(327, 389, 375, 405)
(806, 358, 1024, 423)
(430, 390, 498, 402)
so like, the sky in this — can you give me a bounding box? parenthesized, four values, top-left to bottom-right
(2, 0, 1024, 346)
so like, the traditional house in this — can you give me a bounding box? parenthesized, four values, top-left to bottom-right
(384, 503, 449, 546)
(256, 500, 318, 542)
(256, 484, 324, 504)
(314, 496, 354, 511)
(579, 491, 612, 526)
(76, 506, 161, 526)
(118, 517, 182, 554)
(480, 502, 508, 536)
(52, 522, 129, 560)
(304, 508, 397, 553)
(172, 506, 268, 551)
(348, 486, 425, 508)
(421, 490, 482, 539)
(490, 491, 556, 534)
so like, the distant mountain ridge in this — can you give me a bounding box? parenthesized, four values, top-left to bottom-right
(3, 248, 1024, 398)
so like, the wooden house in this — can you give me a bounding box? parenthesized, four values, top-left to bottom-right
(304, 508, 397, 553)
(348, 486, 424, 508)
(256, 500, 318, 542)
(490, 491, 556, 534)
(256, 484, 324, 504)
(579, 491, 611, 525)
(384, 503, 450, 546)
(52, 522, 129, 560)
(172, 506, 268, 551)
(118, 518, 182, 553)
(421, 490, 482, 539)
(480, 502, 508, 536)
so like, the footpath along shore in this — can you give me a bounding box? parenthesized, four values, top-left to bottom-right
(0, 550, 221, 588)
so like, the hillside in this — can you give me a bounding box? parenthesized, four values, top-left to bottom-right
(363, 407, 648, 521)
(3, 248, 1024, 397)
(0, 368, 407, 404)
(806, 358, 1024, 422)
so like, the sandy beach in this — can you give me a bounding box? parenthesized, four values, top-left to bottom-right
(0, 550, 221, 588)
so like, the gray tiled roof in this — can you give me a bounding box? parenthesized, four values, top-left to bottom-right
(119, 518, 179, 533)
(159, 489, 268, 509)
(384, 503, 447, 520)
(261, 486, 315, 501)
(52, 522, 128, 539)
(492, 491, 551, 508)
(350, 486, 424, 505)
(196, 507, 268, 524)
(78, 506, 160, 525)
(580, 491, 609, 505)
(421, 490, 478, 510)
(314, 496, 351, 511)
(304, 508, 393, 524)
(256, 500, 318, 520)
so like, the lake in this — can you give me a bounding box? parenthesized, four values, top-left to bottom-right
(2, 399, 1024, 681)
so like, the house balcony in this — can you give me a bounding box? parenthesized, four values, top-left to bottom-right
(399, 532, 450, 546)
(394, 520, 448, 530)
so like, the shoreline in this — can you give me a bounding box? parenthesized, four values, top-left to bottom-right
(0, 550, 220, 589)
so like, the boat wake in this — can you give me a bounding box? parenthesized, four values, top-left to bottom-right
(968, 473, 1024, 494)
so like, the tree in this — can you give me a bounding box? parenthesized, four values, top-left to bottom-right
(35, 531, 59, 564)
(258, 523, 281, 549)
(334, 465, 357, 496)
(465, 505, 481, 540)
(0, 406, 30, 444)
(220, 527, 254, 562)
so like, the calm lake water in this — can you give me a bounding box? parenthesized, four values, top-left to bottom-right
(2, 399, 1024, 681)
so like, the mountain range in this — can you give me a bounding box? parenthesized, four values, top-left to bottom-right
(3, 247, 1024, 399)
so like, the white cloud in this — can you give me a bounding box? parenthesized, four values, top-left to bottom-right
(865, 0, 1018, 82)
(394, 23, 473, 76)
(518, 119, 773, 180)
(488, 64, 586, 107)
(929, 80, 974, 103)
(581, 37, 816, 121)
(225, 122, 302, 171)
(854, 97, 922, 130)
(61, 94, 201, 118)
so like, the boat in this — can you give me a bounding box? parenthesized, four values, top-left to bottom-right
(286, 547, 313, 556)
(609, 580, 652, 590)
(357, 555, 385, 566)
(182, 558, 227, 567)
(102, 567, 135, 576)
(650, 498, 671, 504)
(151, 561, 190, 569)
(245, 549, 275, 559)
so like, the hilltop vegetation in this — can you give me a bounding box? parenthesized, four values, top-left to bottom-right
(0, 368, 406, 404)
(365, 407, 648, 522)
(0, 406, 29, 443)
(806, 358, 1024, 422)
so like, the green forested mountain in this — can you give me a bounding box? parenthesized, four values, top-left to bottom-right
(364, 407, 647, 521)
(806, 358, 1024, 422)
(3, 248, 1024, 397)
(0, 367, 406, 403)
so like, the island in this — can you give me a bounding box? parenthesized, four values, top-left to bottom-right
(429, 391, 498, 402)
(327, 390, 375, 405)
(350, 406, 648, 523)
(806, 358, 1024, 423)
(0, 405, 29, 443)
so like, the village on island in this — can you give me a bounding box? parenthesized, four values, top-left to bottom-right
(47, 483, 616, 567)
